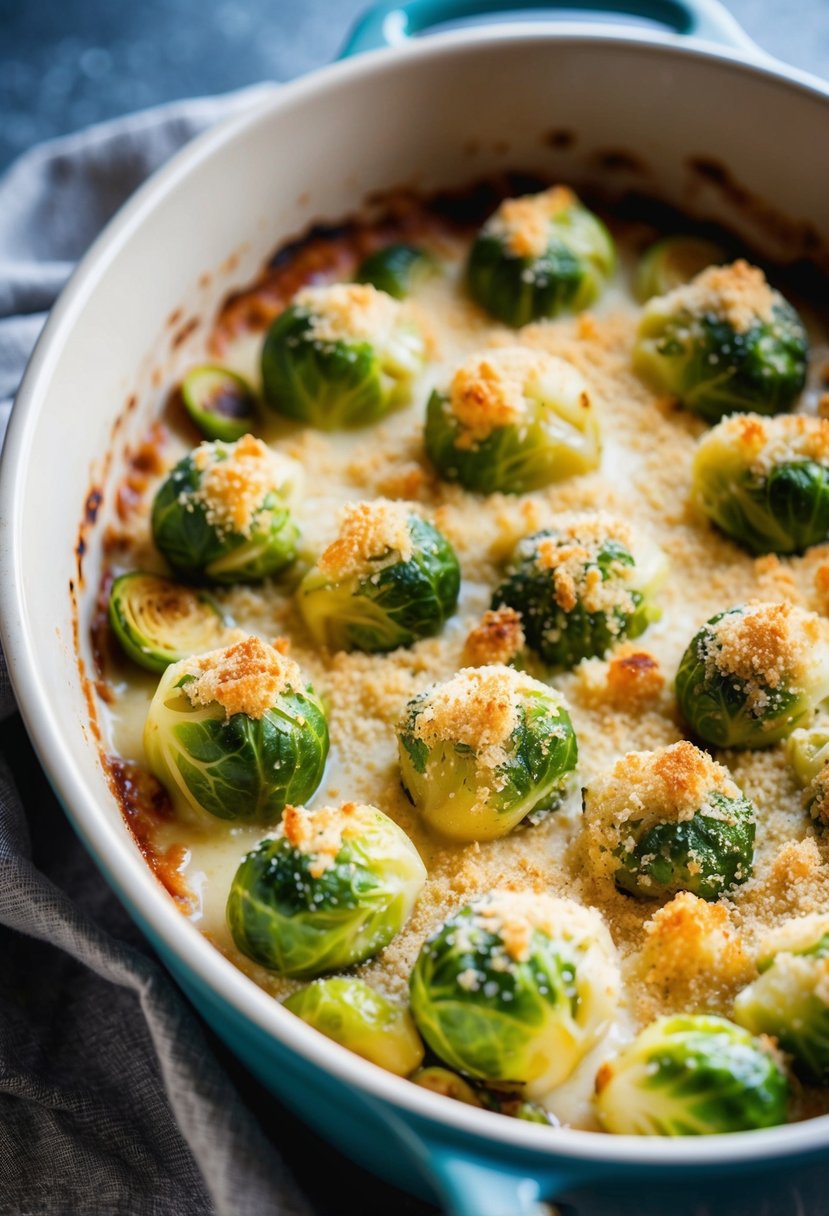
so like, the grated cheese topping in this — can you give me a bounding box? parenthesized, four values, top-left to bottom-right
(296, 282, 401, 345)
(180, 635, 302, 719)
(317, 498, 415, 581)
(700, 412, 829, 476)
(703, 601, 823, 713)
(191, 434, 298, 539)
(280, 801, 376, 878)
(462, 606, 526, 668)
(531, 512, 638, 618)
(656, 259, 777, 333)
(486, 185, 577, 260)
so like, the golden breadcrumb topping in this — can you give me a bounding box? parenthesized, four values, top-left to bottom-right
(757, 911, 829, 964)
(191, 434, 296, 538)
(462, 606, 526, 668)
(704, 601, 823, 711)
(181, 635, 302, 719)
(297, 282, 401, 344)
(317, 498, 414, 580)
(533, 512, 638, 618)
(446, 346, 587, 446)
(583, 742, 742, 882)
(700, 413, 829, 474)
(487, 185, 577, 260)
(408, 665, 541, 770)
(658, 259, 777, 332)
(634, 892, 752, 1020)
(474, 890, 610, 963)
(281, 801, 375, 878)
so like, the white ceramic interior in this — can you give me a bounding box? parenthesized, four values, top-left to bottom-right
(4, 22, 829, 1189)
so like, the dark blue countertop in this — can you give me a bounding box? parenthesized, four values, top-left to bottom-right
(2, 0, 828, 171)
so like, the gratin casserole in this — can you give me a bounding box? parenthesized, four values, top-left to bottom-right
(93, 179, 829, 1136)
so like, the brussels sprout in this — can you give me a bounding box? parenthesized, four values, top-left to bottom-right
(181, 365, 257, 443)
(734, 914, 829, 1082)
(634, 236, 725, 303)
(596, 1014, 789, 1135)
(582, 741, 755, 901)
(786, 719, 829, 788)
(409, 891, 619, 1095)
(151, 434, 301, 583)
(355, 243, 435, 299)
(411, 1067, 484, 1106)
(297, 499, 460, 653)
(227, 802, 426, 977)
(424, 347, 601, 495)
(466, 186, 615, 327)
(675, 602, 829, 749)
(108, 572, 227, 672)
(261, 283, 426, 429)
(692, 414, 829, 557)
(283, 977, 424, 1076)
(397, 665, 578, 842)
(491, 512, 663, 670)
(144, 636, 328, 824)
(633, 260, 808, 423)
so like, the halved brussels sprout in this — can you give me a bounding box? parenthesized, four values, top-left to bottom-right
(181, 365, 257, 443)
(227, 801, 426, 977)
(283, 977, 424, 1076)
(355, 243, 435, 299)
(411, 1067, 484, 1106)
(692, 414, 829, 556)
(634, 236, 725, 304)
(596, 1014, 789, 1135)
(144, 635, 328, 823)
(582, 741, 755, 901)
(297, 499, 460, 653)
(466, 186, 615, 327)
(633, 260, 808, 423)
(424, 346, 601, 495)
(675, 602, 829, 749)
(409, 891, 619, 1095)
(261, 283, 426, 429)
(108, 572, 227, 672)
(734, 914, 829, 1082)
(151, 435, 301, 583)
(491, 512, 663, 670)
(397, 665, 578, 842)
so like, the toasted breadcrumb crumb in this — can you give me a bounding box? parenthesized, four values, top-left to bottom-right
(318, 499, 414, 580)
(487, 186, 577, 260)
(462, 607, 525, 667)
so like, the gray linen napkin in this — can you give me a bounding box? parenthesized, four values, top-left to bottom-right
(0, 89, 318, 1216)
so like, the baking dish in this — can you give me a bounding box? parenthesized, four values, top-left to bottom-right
(3, 2, 829, 1211)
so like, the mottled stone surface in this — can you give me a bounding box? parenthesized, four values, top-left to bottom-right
(1, 0, 827, 170)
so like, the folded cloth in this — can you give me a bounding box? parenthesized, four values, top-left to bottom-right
(0, 89, 321, 1216)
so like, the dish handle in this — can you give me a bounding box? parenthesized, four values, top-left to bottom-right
(339, 0, 760, 57)
(428, 1147, 575, 1216)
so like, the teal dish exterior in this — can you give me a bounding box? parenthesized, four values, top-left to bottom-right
(4, 1, 829, 1212)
